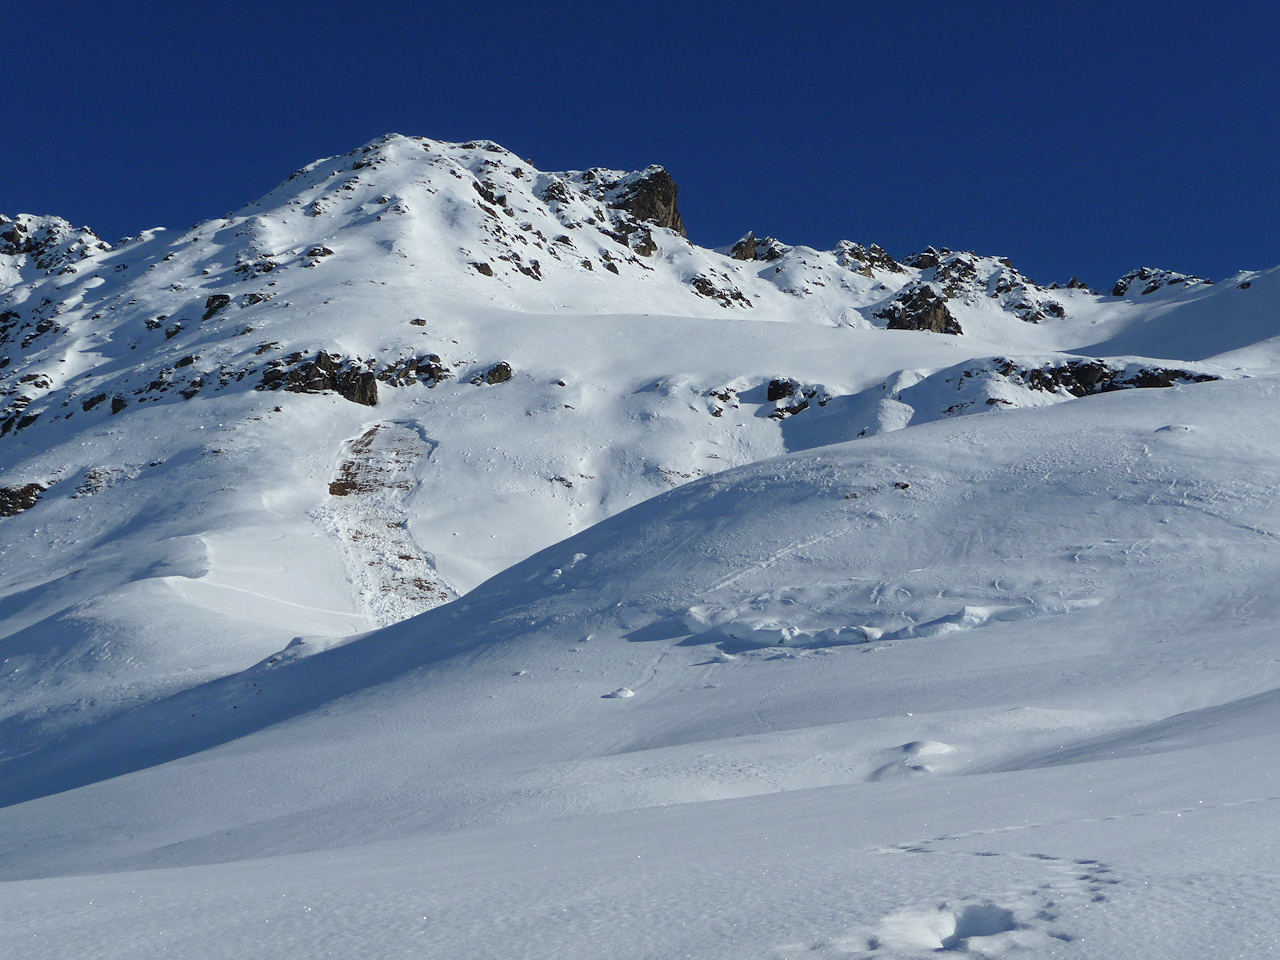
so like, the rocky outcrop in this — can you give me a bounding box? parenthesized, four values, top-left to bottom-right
(834, 241, 903, 275)
(261, 351, 378, 405)
(730, 233, 758, 261)
(260, 350, 455, 405)
(202, 294, 232, 320)
(0, 215, 108, 274)
(1112, 267, 1210, 297)
(903, 247, 943, 270)
(731, 232, 787, 262)
(0, 482, 44, 517)
(691, 275, 752, 308)
(876, 284, 962, 335)
(609, 166, 685, 237)
(992, 358, 1219, 397)
(766, 378, 796, 402)
(896, 247, 1068, 324)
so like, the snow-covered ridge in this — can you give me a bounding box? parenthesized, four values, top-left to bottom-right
(0, 130, 1276, 782)
(5, 133, 1280, 958)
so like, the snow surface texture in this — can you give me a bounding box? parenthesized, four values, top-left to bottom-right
(2, 135, 1280, 958)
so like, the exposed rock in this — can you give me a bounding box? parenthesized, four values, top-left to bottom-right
(731, 232, 788, 263)
(731, 233, 758, 261)
(1066, 276, 1090, 290)
(0, 482, 44, 518)
(767, 378, 796, 401)
(481, 361, 514, 385)
(269, 352, 379, 406)
(993, 358, 1219, 397)
(74, 467, 128, 498)
(628, 226, 657, 257)
(760, 378, 827, 418)
(0, 214, 108, 273)
(337, 371, 379, 406)
(876, 284, 963, 335)
(538, 179, 572, 206)
(233, 257, 278, 278)
(111, 396, 128, 414)
(471, 261, 494, 277)
(903, 246, 943, 270)
(202, 294, 232, 320)
(609, 166, 685, 237)
(1112, 267, 1210, 297)
(834, 241, 903, 275)
(707, 385, 739, 416)
(262, 350, 455, 404)
(769, 398, 808, 419)
(690, 275, 752, 308)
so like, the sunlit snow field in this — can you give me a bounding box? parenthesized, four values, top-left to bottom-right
(2, 137, 1279, 957)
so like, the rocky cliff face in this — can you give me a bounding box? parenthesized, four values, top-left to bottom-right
(607, 166, 685, 237)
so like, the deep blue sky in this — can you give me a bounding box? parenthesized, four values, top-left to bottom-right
(8, 1, 1279, 286)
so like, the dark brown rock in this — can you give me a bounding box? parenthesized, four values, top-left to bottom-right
(731, 233, 758, 261)
(767, 378, 796, 401)
(691, 275, 752, 308)
(612, 168, 686, 237)
(876, 285, 963, 335)
(335, 370, 378, 406)
(0, 483, 44, 517)
(483, 361, 514, 385)
(202, 294, 231, 320)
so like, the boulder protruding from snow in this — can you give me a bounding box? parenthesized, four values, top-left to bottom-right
(482, 361, 514, 385)
(0, 482, 44, 517)
(261, 351, 380, 406)
(876, 284, 963, 335)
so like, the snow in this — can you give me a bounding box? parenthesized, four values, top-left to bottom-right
(2, 133, 1280, 957)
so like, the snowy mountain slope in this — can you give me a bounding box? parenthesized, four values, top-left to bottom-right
(2, 133, 1278, 799)
(3, 375, 1280, 958)
(4, 133, 1280, 957)
(4, 374, 1279, 849)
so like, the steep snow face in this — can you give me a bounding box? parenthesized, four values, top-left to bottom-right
(0, 132, 1274, 760)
